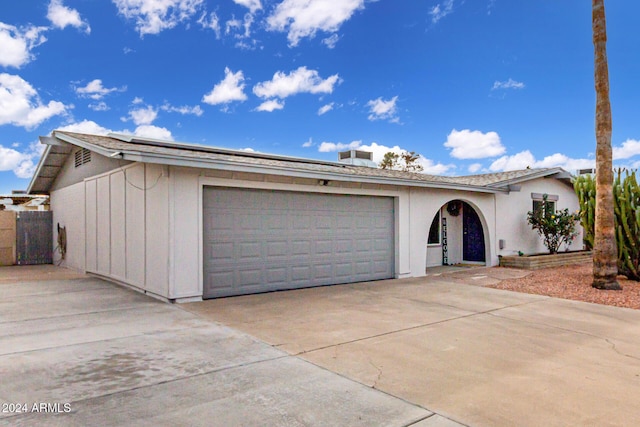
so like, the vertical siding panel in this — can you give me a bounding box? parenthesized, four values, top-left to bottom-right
(96, 176, 111, 275)
(125, 165, 146, 288)
(110, 171, 126, 280)
(144, 164, 170, 297)
(85, 179, 97, 272)
(170, 168, 200, 298)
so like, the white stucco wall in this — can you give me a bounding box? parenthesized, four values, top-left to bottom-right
(50, 182, 85, 271)
(495, 178, 583, 256)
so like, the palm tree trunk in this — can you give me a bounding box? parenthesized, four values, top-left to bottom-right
(592, 0, 621, 290)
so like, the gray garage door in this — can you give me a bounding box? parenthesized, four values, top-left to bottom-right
(203, 187, 395, 298)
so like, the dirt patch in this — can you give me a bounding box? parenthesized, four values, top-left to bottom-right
(488, 262, 640, 310)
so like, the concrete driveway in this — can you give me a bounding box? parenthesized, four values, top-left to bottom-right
(0, 266, 441, 427)
(184, 268, 640, 427)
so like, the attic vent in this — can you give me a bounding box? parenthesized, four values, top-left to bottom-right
(74, 148, 91, 168)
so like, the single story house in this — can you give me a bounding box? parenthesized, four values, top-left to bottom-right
(27, 131, 582, 302)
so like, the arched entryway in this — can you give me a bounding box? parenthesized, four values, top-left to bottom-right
(426, 200, 486, 267)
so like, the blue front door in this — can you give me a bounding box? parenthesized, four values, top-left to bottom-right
(462, 202, 485, 262)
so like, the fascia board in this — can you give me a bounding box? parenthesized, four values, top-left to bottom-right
(26, 144, 53, 194)
(119, 151, 505, 194)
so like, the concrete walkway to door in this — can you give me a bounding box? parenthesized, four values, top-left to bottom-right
(184, 267, 640, 427)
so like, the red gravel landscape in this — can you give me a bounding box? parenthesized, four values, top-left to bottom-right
(489, 262, 640, 310)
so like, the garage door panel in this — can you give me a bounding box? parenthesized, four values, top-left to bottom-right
(314, 264, 333, 280)
(267, 267, 287, 283)
(203, 187, 394, 298)
(315, 240, 332, 254)
(266, 240, 288, 257)
(292, 240, 311, 256)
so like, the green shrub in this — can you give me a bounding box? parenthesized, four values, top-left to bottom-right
(526, 194, 581, 254)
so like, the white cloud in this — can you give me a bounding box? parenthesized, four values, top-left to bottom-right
(128, 106, 157, 125)
(613, 139, 640, 160)
(225, 18, 241, 35)
(366, 96, 399, 123)
(266, 0, 365, 46)
(468, 163, 482, 173)
(0, 146, 26, 172)
(233, 0, 262, 13)
(57, 119, 173, 142)
(132, 96, 144, 104)
(318, 103, 334, 115)
(89, 101, 110, 111)
(47, 0, 91, 34)
(0, 73, 68, 129)
(0, 23, 48, 68)
(225, 13, 255, 42)
(253, 66, 341, 99)
(302, 137, 313, 148)
(322, 34, 339, 49)
(492, 78, 525, 90)
(197, 11, 221, 38)
(113, 0, 204, 36)
(488, 138, 640, 173)
(318, 140, 361, 152)
(161, 102, 203, 116)
(134, 124, 173, 140)
(75, 79, 124, 100)
(255, 99, 285, 112)
(489, 150, 594, 172)
(58, 119, 112, 135)
(443, 129, 505, 159)
(203, 67, 247, 106)
(0, 141, 45, 179)
(430, 0, 454, 24)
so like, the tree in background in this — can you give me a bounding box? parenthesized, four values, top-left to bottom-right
(379, 151, 424, 172)
(591, 0, 621, 290)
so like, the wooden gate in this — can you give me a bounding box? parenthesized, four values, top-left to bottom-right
(16, 211, 53, 265)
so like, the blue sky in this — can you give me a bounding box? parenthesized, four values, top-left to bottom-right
(1, 0, 640, 194)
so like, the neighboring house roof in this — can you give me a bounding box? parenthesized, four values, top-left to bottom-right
(27, 130, 573, 195)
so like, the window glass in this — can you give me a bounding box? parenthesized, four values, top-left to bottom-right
(428, 212, 440, 244)
(532, 200, 556, 218)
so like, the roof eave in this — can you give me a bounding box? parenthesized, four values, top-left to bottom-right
(53, 131, 120, 158)
(489, 167, 573, 189)
(119, 151, 505, 194)
(26, 144, 53, 195)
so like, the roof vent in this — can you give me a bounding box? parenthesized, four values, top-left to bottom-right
(338, 150, 377, 168)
